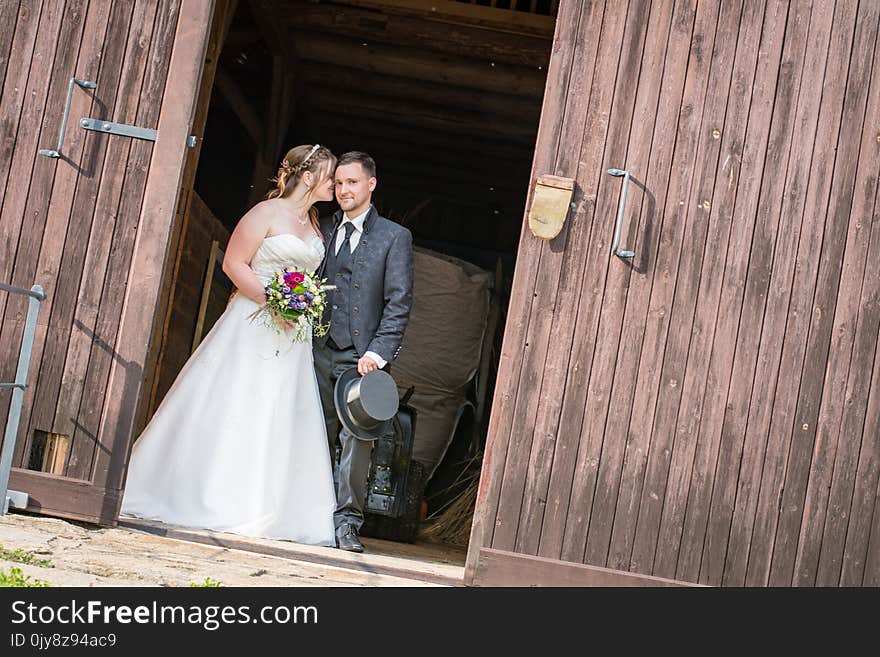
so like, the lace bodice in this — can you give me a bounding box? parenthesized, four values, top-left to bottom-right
(249, 233, 325, 283)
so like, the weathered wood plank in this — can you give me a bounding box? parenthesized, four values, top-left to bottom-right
(771, 0, 878, 587)
(817, 129, 880, 585)
(0, 0, 42, 221)
(93, 0, 207, 495)
(648, 0, 743, 580)
(694, 0, 787, 586)
(464, 0, 583, 583)
(0, 0, 56, 318)
(44, 0, 137, 460)
(549, 0, 645, 565)
(708, 0, 807, 587)
(7, 0, 94, 467)
(862, 424, 880, 585)
(0, 0, 66, 459)
(800, 5, 880, 587)
(0, 0, 22, 94)
(573, 0, 667, 568)
(21, 4, 110, 472)
(605, 0, 693, 573)
(509, 0, 606, 556)
(72, 0, 185, 486)
(487, 0, 595, 553)
(746, 0, 858, 587)
(626, 0, 721, 575)
(839, 196, 880, 586)
(669, 0, 766, 583)
(60, 0, 161, 479)
(719, 0, 820, 586)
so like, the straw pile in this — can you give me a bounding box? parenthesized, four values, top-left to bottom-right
(419, 455, 482, 546)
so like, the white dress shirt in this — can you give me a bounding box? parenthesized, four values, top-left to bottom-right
(334, 208, 369, 255)
(334, 207, 386, 369)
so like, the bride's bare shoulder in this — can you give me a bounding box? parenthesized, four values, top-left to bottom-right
(247, 198, 281, 217)
(238, 199, 278, 226)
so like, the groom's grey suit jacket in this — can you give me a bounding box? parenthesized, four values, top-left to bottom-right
(315, 206, 414, 364)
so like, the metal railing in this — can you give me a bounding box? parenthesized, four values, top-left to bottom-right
(0, 283, 46, 515)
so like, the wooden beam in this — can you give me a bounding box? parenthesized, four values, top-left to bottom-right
(284, 0, 552, 65)
(311, 128, 533, 176)
(299, 64, 542, 123)
(365, 171, 530, 207)
(213, 66, 262, 145)
(333, 0, 556, 37)
(248, 0, 291, 56)
(307, 112, 535, 161)
(304, 89, 538, 143)
(248, 53, 296, 207)
(363, 155, 529, 192)
(221, 25, 261, 50)
(265, 54, 294, 155)
(316, 126, 534, 176)
(293, 33, 547, 97)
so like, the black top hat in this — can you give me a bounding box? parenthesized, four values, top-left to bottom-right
(334, 367, 399, 440)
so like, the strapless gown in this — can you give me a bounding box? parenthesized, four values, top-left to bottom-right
(120, 233, 336, 546)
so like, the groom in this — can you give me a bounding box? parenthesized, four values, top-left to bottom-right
(314, 151, 414, 552)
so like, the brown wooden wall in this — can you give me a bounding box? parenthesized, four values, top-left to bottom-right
(469, 0, 880, 587)
(0, 0, 204, 523)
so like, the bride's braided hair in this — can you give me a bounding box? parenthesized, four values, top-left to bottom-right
(268, 144, 335, 200)
(266, 144, 337, 237)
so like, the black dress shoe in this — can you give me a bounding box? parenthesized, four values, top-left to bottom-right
(337, 525, 364, 553)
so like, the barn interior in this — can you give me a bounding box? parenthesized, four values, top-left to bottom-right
(146, 0, 556, 550)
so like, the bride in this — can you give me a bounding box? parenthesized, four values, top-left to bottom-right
(120, 144, 338, 547)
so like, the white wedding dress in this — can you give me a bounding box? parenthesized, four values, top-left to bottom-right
(120, 233, 337, 546)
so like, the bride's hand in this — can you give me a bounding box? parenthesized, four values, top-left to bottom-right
(269, 309, 296, 331)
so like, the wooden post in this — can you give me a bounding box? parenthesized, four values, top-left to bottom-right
(144, 0, 237, 420)
(192, 240, 222, 353)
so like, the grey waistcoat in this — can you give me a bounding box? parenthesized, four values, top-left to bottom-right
(314, 206, 414, 364)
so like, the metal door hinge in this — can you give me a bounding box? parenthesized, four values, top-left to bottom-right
(80, 117, 197, 148)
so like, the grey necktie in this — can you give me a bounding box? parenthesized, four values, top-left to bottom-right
(336, 222, 355, 259)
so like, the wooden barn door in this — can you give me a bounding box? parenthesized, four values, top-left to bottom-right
(468, 0, 880, 586)
(0, 0, 212, 524)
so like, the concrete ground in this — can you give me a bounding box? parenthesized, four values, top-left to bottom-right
(0, 511, 466, 587)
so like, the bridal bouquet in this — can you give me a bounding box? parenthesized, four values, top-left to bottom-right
(252, 268, 331, 342)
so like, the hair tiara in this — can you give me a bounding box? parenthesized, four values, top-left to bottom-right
(281, 144, 323, 176)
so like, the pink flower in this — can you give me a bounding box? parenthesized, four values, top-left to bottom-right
(288, 272, 305, 286)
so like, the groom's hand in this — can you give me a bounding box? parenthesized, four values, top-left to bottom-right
(357, 355, 379, 376)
